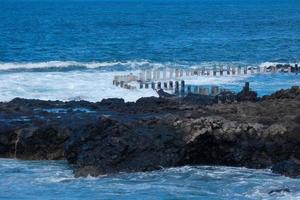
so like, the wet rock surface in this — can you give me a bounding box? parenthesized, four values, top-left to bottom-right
(0, 86, 300, 178)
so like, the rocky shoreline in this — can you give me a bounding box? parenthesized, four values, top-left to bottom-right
(0, 85, 300, 178)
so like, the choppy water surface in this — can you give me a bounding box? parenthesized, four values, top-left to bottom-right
(0, 159, 299, 200)
(0, 0, 300, 101)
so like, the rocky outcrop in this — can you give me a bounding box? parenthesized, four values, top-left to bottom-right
(271, 159, 300, 178)
(0, 86, 300, 178)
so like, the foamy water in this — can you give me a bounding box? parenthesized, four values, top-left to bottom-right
(0, 61, 299, 102)
(0, 159, 299, 200)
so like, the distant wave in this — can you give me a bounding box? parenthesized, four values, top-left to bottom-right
(0, 60, 164, 72)
(0, 60, 298, 73)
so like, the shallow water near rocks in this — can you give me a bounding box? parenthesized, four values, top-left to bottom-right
(0, 159, 299, 200)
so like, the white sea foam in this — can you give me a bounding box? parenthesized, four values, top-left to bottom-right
(0, 60, 166, 71)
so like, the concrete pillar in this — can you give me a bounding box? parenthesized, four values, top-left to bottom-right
(227, 66, 230, 75)
(257, 66, 261, 73)
(151, 82, 155, 89)
(146, 70, 151, 81)
(170, 69, 174, 79)
(201, 67, 205, 76)
(232, 67, 236, 75)
(185, 70, 190, 76)
(237, 66, 241, 75)
(180, 70, 183, 77)
(175, 81, 179, 94)
(169, 81, 173, 90)
(263, 66, 267, 73)
(163, 68, 167, 80)
(175, 69, 179, 78)
(244, 66, 248, 74)
(163, 82, 168, 89)
(220, 66, 223, 76)
(180, 80, 185, 94)
(194, 86, 198, 93)
(187, 85, 191, 94)
(157, 82, 161, 89)
(213, 66, 217, 76)
(203, 88, 209, 96)
(157, 70, 161, 80)
(211, 86, 220, 96)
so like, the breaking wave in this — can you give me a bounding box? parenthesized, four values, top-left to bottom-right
(1, 60, 296, 73)
(0, 60, 169, 72)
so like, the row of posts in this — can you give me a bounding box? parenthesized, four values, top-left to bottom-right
(139, 80, 221, 96)
(139, 64, 299, 82)
(113, 80, 136, 90)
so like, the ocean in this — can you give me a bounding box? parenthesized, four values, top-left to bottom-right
(0, 0, 300, 199)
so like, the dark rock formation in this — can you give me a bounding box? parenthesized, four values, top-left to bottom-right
(237, 82, 257, 102)
(0, 86, 300, 178)
(271, 159, 300, 178)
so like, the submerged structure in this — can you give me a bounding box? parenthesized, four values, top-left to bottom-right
(112, 63, 299, 96)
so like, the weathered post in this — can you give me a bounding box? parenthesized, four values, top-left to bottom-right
(187, 85, 191, 94)
(244, 66, 248, 74)
(120, 81, 124, 88)
(211, 86, 220, 96)
(145, 83, 149, 89)
(180, 70, 183, 77)
(146, 70, 151, 81)
(207, 68, 210, 76)
(169, 81, 173, 90)
(164, 82, 168, 89)
(157, 82, 161, 90)
(175, 81, 179, 94)
(175, 69, 179, 78)
(237, 66, 241, 75)
(232, 66, 236, 75)
(163, 68, 167, 80)
(170, 69, 174, 79)
(199, 87, 203, 95)
(194, 86, 198, 93)
(204, 88, 209, 96)
(213, 66, 217, 76)
(151, 82, 155, 89)
(139, 82, 143, 89)
(295, 64, 299, 73)
(157, 70, 161, 80)
(220, 66, 223, 76)
(201, 67, 205, 76)
(185, 70, 190, 76)
(227, 66, 230, 75)
(180, 80, 185, 94)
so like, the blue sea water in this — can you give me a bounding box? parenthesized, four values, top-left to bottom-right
(1, 0, 300, 199)
(0, 0, 300, 101)
(0, 159, 300, 200)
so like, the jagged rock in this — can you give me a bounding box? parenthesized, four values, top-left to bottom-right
(271, 159, 300, 178)
(0, 86, 299, 178)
